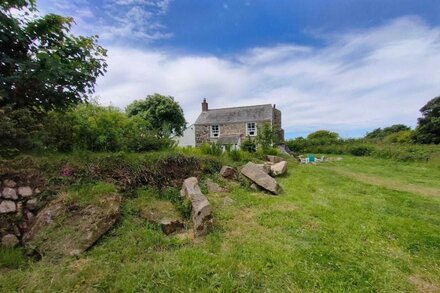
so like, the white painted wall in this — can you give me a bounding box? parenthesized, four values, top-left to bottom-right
(175, 124, 196, 147)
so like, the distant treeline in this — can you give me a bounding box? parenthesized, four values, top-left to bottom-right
(285, 96, 440, 162)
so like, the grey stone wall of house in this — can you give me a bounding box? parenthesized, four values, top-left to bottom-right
(195, 121, 271, 145)
(272, 108, 284, 142)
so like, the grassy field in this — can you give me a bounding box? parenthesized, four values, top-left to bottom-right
(1, 155, 440, 292)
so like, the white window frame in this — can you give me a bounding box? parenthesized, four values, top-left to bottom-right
(210, 124, 220, 138)
(246, 122, 257, 136)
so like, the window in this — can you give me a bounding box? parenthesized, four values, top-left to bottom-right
(210, 124, 219, 137)
(246, 122, 257, 136)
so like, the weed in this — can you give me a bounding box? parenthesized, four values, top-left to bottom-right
(0, 248, 26, 269)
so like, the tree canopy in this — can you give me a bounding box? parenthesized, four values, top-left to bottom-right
(0, 0, 107, 111)
(365, 124, 411, 140)
(414, 96, 440, 144)
(307, 130, 340, 145)
(126, 94, 186, 138)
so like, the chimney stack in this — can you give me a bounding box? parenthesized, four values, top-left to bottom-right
(202, 98, 208, 112)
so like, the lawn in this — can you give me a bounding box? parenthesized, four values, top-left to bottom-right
(1, 155, 439, 292)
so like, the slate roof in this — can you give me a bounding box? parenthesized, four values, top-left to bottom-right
(194, 104, 273, 125)
(216, 135, 241, 145)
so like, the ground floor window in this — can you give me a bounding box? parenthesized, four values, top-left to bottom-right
(210, 124, 219, 137)
(246, 122, 257, 136)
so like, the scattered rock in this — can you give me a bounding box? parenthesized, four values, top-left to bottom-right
(161, 220, 185, 235)
(266, 155, 283, 164)
(0, 200, 16, 213)
(255, 163, 272, 174)
(34, 188, 41, 194)
(270, 161, 288, 176)
(220, 166, 236, 180)
(240, 162, 281, 195)
(18, 186, 33, 197)
(277, 144, 293, 156)
(139, 200, 185, 235)
(206, 179, 228, 193)
(250, 183, 261, 192)
(26, 198, 38, 211)
(23, 194, 122, 257)
(3, 179, 17, 188)
(1, 234, 19, 248)
(180, 177, 213, 237)
(2, 187, 18, 200)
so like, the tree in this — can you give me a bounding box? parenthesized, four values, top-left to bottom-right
(0, 0, 107, 111)
(126, 94, 186, 138)
(285, 137, 308, 153)
(414, 96, 440, 144)
(307, 130, 339, 145)
(366, 124, 411, 140)
(256, 122, 277, 150)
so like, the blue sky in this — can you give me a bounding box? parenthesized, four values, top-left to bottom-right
(38, 0, 440, 138)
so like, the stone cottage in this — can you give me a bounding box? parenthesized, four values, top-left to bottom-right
(191, 99, 284, 147)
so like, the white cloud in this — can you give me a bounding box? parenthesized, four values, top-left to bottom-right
(38, 0, 172, 42)
(95, 16, 440, 137)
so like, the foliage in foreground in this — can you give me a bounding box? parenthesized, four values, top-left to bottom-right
(0, 0, 107, 111)
(0, 151, 223, 191)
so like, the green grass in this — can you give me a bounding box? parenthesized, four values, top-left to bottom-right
(1, 155, 439, 292)
(67, 182, 118, 206)
(0, 248, 27, 270)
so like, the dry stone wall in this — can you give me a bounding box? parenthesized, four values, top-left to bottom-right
(0, 179, 42, 247)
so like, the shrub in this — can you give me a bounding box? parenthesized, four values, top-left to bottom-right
(307, 130, 340, 145)
(0, 106, 44, 154)
(228, 149, 243, 161)
(200, 143, 223, 156)
(348, 145, 373, 156)
(383, 130, 414, 144)
(241, 137, 257, 153)
(256, 122, 277, 150)
(285, 137, 308, 153)
(41, 103, 174, 153)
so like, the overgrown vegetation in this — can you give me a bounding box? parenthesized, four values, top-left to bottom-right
(0, 151, 222, 191)
(1, 156, 439, 291)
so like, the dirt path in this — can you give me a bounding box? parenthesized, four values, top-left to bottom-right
(322, 166, 440, 198)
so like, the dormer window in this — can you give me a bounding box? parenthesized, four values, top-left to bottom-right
(246, 122, 257, 136)
(210, 124, 219, 137)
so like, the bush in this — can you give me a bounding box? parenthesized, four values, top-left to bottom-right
(41, 103, 173, 153)
(241, 137, 257, 153)
(307, 130, 340, 145)
(348, 145, 373, 156)
(383, 130, 414, 144)
(285, 137, 308, 153)
(228, 149, 242, 161)
(0, 106, 44, 153)
(200, 143, 223, 156)
(256, 122, 277, 150)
